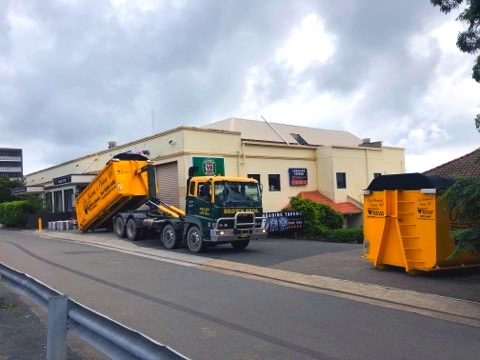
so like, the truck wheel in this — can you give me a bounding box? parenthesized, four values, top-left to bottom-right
(231, 240, 250, 250)
(162, 224, 181, 249)
(126, 218, 143, 241)
(187, 226, 205, 253)
(114, 217, 126, 238)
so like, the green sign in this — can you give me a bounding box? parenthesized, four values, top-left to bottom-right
(192, 157, 225, 176)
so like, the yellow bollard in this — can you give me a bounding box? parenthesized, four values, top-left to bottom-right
(38, 218, 42, 232)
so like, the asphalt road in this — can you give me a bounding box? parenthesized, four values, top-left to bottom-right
(81, 229, 480, 302)
(1, 229, 479, 360)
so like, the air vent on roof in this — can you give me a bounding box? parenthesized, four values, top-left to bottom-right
(290, 133, 309, 145)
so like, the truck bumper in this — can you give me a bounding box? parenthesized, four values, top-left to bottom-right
(209, 227, 268, 242)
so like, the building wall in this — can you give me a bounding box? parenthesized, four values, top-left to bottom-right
(24, 126, 405, 215)
(317, 146, 405, 204)
(0, 148, 23, 181)
(239, 143, 317, 211)
(25, 127, 193, 187)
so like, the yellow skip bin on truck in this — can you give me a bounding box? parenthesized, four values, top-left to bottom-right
(75, 153, 151, 231)
(362, 173, 480, 274)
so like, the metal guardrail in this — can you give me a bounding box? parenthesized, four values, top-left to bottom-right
(0, 263, 189, 360)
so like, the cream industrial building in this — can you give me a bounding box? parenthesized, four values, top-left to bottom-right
(24, 118, 406, 227)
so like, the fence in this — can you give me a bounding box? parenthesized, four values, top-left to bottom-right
(0, 263, 188, 360)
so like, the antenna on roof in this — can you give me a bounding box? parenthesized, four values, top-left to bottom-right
(260, 116, 291, 146)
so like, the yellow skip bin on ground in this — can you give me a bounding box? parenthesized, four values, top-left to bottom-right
(362, 173, 480, 274)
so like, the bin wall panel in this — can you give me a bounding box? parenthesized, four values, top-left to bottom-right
(75, 160, 150, 231)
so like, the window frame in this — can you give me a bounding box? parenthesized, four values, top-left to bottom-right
(268, 174, 281, 192)
(336, 172, 347, 189)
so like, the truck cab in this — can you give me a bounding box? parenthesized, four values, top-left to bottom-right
(185, 176, 268, 251)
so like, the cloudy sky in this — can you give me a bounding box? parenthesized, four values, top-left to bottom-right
(1, 0, 479, 175)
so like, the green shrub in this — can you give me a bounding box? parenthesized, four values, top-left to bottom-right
(325, 228, 364, 244)
(285, 196, 344, 237)
(25, 196, 44, 214)
(0, 200, 35, 227)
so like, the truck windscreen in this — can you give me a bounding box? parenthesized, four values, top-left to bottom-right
(214, 181, 261, 206)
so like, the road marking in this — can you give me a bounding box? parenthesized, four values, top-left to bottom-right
(34, 231, 210, 267)
(28, 230, 480, 327)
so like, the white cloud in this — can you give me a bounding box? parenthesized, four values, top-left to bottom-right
(406, 144, 478, 173)
(396, 123, 451, 152)
(0, 0, 478, 176)
(276, 13, 334, 72)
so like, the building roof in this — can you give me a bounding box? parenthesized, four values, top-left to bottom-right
(423, 148, 480, 179)
(298, 191, 362, 214)
(204, 118, 364, 147)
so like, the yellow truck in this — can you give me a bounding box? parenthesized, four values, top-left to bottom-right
(362, 173, 480, 273)
(75, 153, 268, 252)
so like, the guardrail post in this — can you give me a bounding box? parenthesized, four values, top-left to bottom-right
(47, 295, 68, 360)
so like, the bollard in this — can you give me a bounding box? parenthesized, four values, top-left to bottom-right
(38, 218, 42, 231)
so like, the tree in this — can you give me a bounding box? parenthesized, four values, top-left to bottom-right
(441, 177, 480, 255)
(431, 1, 480, 255)
(430, 0, 480, 132)
(0, 175, 23, 204)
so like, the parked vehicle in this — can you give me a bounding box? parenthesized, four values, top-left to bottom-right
(75, 153, 267, 252)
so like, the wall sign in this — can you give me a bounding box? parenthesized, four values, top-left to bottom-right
(264, 211, 303, 233)
(53, 175, 72, 186)
(288, 168, 308, 186)
(192, 157, 225, 176)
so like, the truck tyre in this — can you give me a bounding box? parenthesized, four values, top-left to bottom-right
(126, 218, 143, 241)
(114, 217, 126, 238)
(231, 240, 250, 250)
(186, 226, 205, 253)
(162, 224, 181, 249)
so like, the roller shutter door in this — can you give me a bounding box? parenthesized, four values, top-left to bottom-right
(155, 162, 179, 207)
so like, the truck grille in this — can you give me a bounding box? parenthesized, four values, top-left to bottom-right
(235, 212, 255, 230)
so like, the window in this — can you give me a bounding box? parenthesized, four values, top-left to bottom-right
(197, 182, 209, 201)
(45, 192, 53, 213)
(214, 181, 261, 205)
(64, 189, 74, 212)
(336, 172, 346, 189)
(373, 172, 382, 178)
(248, 174, 261, 184)
(268, 174, 281, 191)
(290, 133, 309, 145)
(189, 181, 195, 196)
(54, 190, 63, 213)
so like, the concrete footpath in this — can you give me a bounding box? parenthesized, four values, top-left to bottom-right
(1, 229, 480, 359)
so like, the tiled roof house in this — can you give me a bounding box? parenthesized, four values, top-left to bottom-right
(423, 148, 480, 179)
